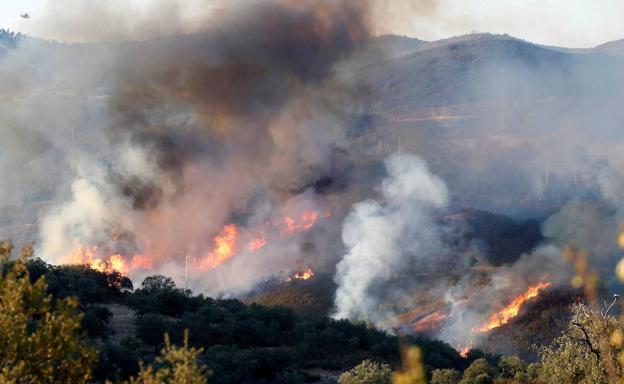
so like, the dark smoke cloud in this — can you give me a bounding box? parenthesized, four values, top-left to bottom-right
(14, 0, 376, 295)
(109, 0, 371, 184)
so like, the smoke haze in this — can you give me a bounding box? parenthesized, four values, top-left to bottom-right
(4, 0, 624, 354)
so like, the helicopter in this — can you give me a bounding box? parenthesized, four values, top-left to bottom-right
(20, 13, 30, 19)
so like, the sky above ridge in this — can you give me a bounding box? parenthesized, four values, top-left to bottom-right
(1, 0, 622, 48)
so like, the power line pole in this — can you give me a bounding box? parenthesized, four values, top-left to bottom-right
(185, 254, 189, 290)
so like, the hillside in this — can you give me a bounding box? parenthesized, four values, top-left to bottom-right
(2, 29, 624, 383)
(24, 259, 473, 384)
(594, 38, 624, 55)
(243, 273, 337, 316)
(4, 31, 624, 243)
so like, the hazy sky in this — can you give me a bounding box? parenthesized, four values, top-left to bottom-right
(1, 0, 623, 48)
(0, 0, 45, 32)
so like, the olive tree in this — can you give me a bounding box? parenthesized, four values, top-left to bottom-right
(339, 359, 392, 384)
(0, 241, 97, 383)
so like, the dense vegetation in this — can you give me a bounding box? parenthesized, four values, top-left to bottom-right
(0, 29, 26, 48)
(242, 273, 336, 316)
(2, 240, 624, 383)
(15, 250, 471, 383)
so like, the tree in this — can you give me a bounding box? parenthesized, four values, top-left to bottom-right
(0, 241, 98, 383)
(538, 303, 620, 384)
(459, 358, 496, 384)
(127, 330, 211, 384)
(141, 275, 176, 293)
(339, 359, 392, 384)
(431, 368, 460, 384)
(136, 313, 174, 351)
(497, 356, 525, 379)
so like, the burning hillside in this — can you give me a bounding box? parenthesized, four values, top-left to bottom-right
(66, 209, 330, 278)
(18, 0, 372, 296)
(4, 0, 624, 363)
(473, 281, 552, 333)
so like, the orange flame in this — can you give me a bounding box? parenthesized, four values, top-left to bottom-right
(201, 224, 238, 269)
(68, 209, 331, 274)
(68, 237, 155, 276)
(68, 245, 125, 274)
(281, 210, 320, 236)
(85, 253, 128, 275)
(412, 311, 448, 333)
(130, 253, 153, 270)
(248, 234, 267, 251)
(89, 259, 106, 272)
(459, 347, 469, 358)
(458, 340, 474, 358)
(287, 268, 315, 281)
(108, 254, 128, 275)
(69, 245, 98, 264)
(473, 282, 552, 333)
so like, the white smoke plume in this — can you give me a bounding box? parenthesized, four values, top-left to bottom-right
(333, 153, 448, 323)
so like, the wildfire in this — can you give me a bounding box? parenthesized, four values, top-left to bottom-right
(69, 209, 331, 275)
(69, 245, 98, 264)
(130, 253, 153, 270)
(412, 311, 449, 333)
(458, 340, 474, 358)
(89, 254, 129, 275)
(281, 210, 320, 236)
(287, 269, 315, 281)
(473, 282, 552, 333)
(89, 259, 105, 272)
(459, 347, 469, 358)
(201, 224, 238, 269)
(69, 245, 126, 274)
(248, 234, 267, 251)
(201, 209, 330, 269)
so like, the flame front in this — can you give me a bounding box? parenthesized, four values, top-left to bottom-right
(202, 210, 329, 269)
(248, 234, 267, 251)
(459, 347, 469, 358)
(281, 210, 320, 236)
(287, 269, 315, 281)
(458, 340, 474, 358)
(201, 224, 238, 269)
(412, 311, 449, 333)
(66, 209, 330, 275)
(473, 282, 552, 333)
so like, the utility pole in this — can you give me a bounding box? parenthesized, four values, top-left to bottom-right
(498, 86, 505, 135)
(185, 254, 189, 290)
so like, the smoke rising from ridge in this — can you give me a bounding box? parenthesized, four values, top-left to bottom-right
(5, 0, 624, 356)
(333, 153, 449, 323)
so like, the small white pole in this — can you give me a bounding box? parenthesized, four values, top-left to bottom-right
(185, 254, 189, 290)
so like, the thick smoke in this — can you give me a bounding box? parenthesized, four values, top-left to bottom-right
(333, 153, 449, 323)
(0, 0, 375, 294)
(5, 0, 624, 355)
